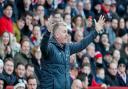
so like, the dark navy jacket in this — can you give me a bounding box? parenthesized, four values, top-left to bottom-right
(40, 30, 98, 89)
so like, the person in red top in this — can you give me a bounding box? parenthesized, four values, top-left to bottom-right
(0, 3, 13, 36)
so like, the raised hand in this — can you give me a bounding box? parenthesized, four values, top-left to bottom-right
(94, 15, 105, 33)
(46, 15, 63, 33)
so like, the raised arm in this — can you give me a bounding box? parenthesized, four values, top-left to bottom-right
(40, 16, 54, 56)
(69, 15, 105, 55)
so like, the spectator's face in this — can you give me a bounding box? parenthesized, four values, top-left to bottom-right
(84, 0, 91, 11)
(113, 50, 120, 62)
(101, 34, 108, 44)
(2, 32, 9, 45)
(23, 0, 31, 8)
(64, 6, 71, 14)
(53, 14, 61, 23)
(77, 2, 83, 11)
(75, 17, 82, 27)
(87, 45, 95, 58)
(97, 69, 105, 79)
(21, 41, 30, 55)
(34, 49, 42, 60)
(111, 19, 118, 29)
(110, 4, 116, 13)
(0, 0, 4, 3)
(64, 14, 71, 24)
(118, 64, 126, 73)
(54, 25, 68, 44)
(3, 6, 12, 18)
(108, 63, 117, 76)
(25, 15, 33, 26)
(74, 31, 83, 42)
(36, 6, 44, 16)
(4, 61, 14, 75)
(71, 80, 83, 89)
(119, 18, 125, 29)
(16, 65, 26, 78)
(32, 15, 39, 25)
(26, 66, 34, 77)
(32, 26, 41, 38)
(103, 1, 111, 11)
(82, 66, 91, 75)
(114, 38, 122, 50)
(17, 19, 25, 29)
(27, 79, 37, 89)
(0, 80, 4, 89)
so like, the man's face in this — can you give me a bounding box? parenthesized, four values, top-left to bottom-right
(4, 61, 14, 75)
(25, 15, 32, 26)
(27, 79, 37, 89)
(112, 19, 118, 29)
(26, 66, 34, 77)
(4, 6, 13, 18)
(55, 25, 68, 44)
(16, 65, 25, 78)
(53, 14, 61, 23)
(21, 41, 30, 55)
(108, 63, 117, 76)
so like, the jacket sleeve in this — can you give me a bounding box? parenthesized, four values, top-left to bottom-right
(69, 30, 98, 55)
(40, 30, 51, 56)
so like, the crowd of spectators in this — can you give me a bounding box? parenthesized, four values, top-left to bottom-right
(0, 0, 127, 89)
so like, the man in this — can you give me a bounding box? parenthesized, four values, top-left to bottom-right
(14, 37, 32, 66)
(27, 76, 37, 89)
(40, 15, 105, 89)
(0, 3, 13, 36)
(105, 62, 120, 86)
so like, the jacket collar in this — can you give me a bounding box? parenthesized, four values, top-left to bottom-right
(49, 37, 65, 50)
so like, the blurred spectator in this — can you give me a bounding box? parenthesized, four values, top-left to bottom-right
(95, 66, 105, 84)
(110, 37, 123, 52)
(84, 0, 94, 19)
(117, 59, 128, 86)
(25, 64, 34, 78)
(30, 25, 42, 48)
(105, 62, 120, 86)
(0, 3, 14, 36)
(15, 63, 27, 84)
(14, 36, 32, 66)
(0, 32, 13, 59)
(13, 16, 25, 42)
(118, 18, 127, 37)
(3, 58, 16, 87)
(112, 49, 121, 63)
(21, 11, 33, 37)
(71, 79, 83, 89)
(26, 76, 37, 89)
(76, 1, 85, 19)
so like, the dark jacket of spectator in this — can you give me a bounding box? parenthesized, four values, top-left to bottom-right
(105, 71, 120, 86)
(117, 73, 128, 86)
(3, 71, 16, 87)
(40, 30, 98, 89)
(14, 52, 32, 66)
